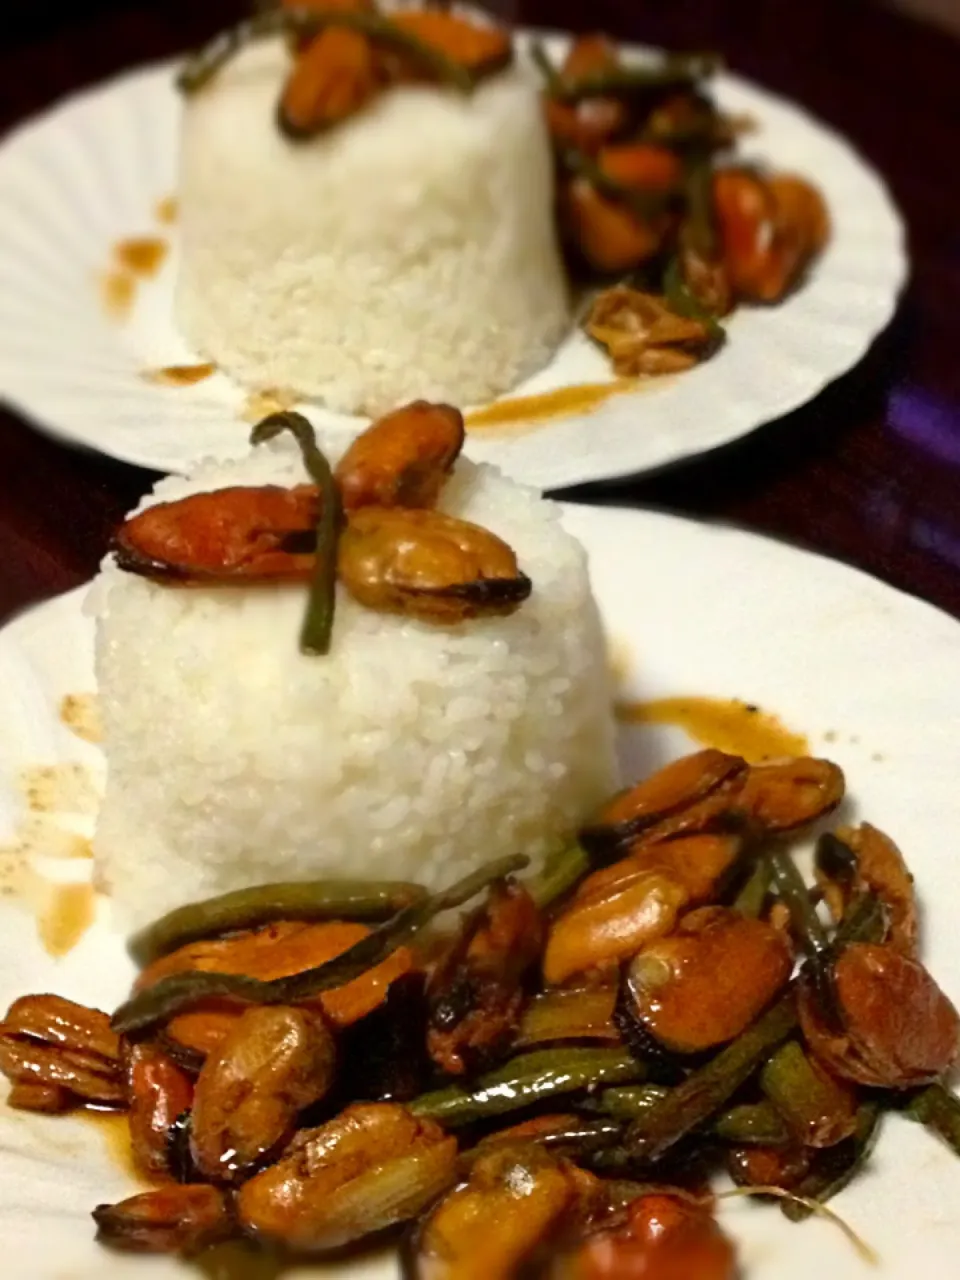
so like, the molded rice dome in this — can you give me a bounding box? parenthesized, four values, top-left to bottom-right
(90, 441, 617, 930)
(174, 39, 570, 415)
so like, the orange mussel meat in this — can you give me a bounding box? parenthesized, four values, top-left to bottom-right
(113, 485, 320, 584)
(138, 920, 415, 1065)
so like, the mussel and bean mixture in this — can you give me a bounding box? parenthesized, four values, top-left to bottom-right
(2, 741, 959, 1273)
(180, 2, 830, 380)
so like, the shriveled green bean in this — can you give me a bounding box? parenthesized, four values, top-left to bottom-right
(409, 1047, 645, 1128)
(251, 411, 340, 656)
(767, 848, 840, 1026)
(906, 1083, 960, 1158)
(713, 1101, 791, 1146)
(599, 1085, 672, 1121)
(127, 879, 428, 966)
(112, 854, 527, 1035)
(782, 1104, 882, 1222)
(553, 53, 721, 103)
(178, 9, 477, 97)
(642, 103, 738, 151)
(682, 153, 718, 257)
(760, 1040, 856, 1147)
(602, 1087, 790, 1145)
(624, 992, 797, 1162)
(529, 844, 590, 908)
(560, 148, 676, 220)
(517, 984, 618, 1048)
(194, 1241, 285, 1280)
(471, 1118, 624, 1160)
(767, 847, 831, 955)
(733, 858, 773, 919)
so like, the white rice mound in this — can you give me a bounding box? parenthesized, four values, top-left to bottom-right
(175, 40, 570, 415)
(90, 441, 617, 930)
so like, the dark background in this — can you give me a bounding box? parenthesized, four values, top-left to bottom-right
(1, 0, 959, 623)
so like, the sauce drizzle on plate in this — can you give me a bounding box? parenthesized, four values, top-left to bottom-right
(114, 237, 168, 278)
(466, 380, 635, 429)
(100, 271, 136, 320)
(616, 696, 808, 762)
(39, 882, 96, 957)
(142, 363, 217, 388)
(155, 196, 178, 225)
(77, 1109, 143, 1183)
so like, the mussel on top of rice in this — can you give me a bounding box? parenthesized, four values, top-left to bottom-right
(173, 3, 571, 412)
(112, 403, 532, 652)
(173, 5, 829, 413)
(93, 400, 617, 932)
(4, 746, 960, 1274)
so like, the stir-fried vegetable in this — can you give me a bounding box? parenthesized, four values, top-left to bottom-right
(759, 1041, 858, 1148)
(129, 878, 428, 966)
(250, 412, 341, 655)
(906, 1083, 960, 1158)
(780, 1103, 882, 1222)
(112, 854, 528, 1034)
(410, 1047, 646, 1128)
(4, 749, 958, 1272)
(528, 28, 830, 377)
(623, 993, 799, 1162)
(552, 52, 722, 103)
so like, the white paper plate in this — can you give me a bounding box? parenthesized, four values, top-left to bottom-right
(0, 507, 958, 1277)
(0, 32, 906, 486)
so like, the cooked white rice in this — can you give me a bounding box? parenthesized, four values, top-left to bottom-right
(174, 40, 570, 415)
(89, 441, 617, 930)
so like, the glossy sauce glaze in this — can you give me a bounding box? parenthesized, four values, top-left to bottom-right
(100, 270, 136, 320)
(114, 237, 168, 278)
(141, 362, 217, 388)
(155, 196, 178, 225)
(77, 1108, 141, 1183)
(466, 380, 635, 429)
(39, 882, 96, 957)
(616, 696, 808, 761)
(59, 692, 103, 744)
(194, 1242, 288, 1279)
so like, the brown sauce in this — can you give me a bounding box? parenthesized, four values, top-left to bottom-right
(77, 1108, 142, 1183)
(241, 387, 300, 424)
(194, 1242, 288, 1279)
(59, 692, 103, 744)
(465, 379, 635, 430)
(100, 270, 136, 320)
(38, 882, 96, 957)
(114, 236, 168, 278)
(616, 696, 808, 762)
(155, 195, 178, 225)
(142, 362, 217, 388)
(20, 762, 99, 815)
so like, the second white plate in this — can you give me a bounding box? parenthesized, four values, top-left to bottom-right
(0, 32, 906, 485)
(0, 507, 959, 1275)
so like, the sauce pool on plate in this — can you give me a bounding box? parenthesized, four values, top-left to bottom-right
(38, 882, 96, 957)
(141, 362, 217, 388)
(155, 195, 178, 225)
(616, 696, 808, 761)
(100, 270, 136, 320)
(78, 1108, 141, 1183)
(114, 237, 168, 278)
(466, 380, 635, 429)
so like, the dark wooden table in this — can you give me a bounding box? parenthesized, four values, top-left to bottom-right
(1, 0, 959, 624)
